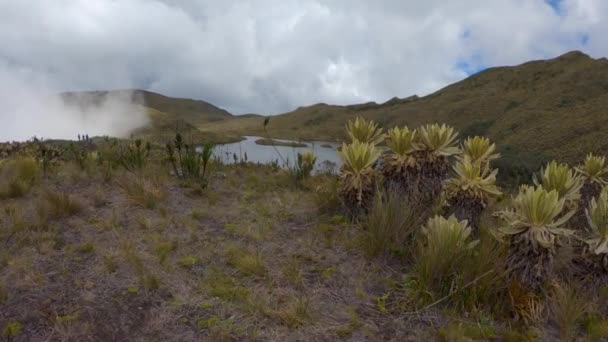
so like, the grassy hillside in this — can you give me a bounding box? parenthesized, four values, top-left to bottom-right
(202, 51, 608, 166)
(132, 90, 233, 126)
(131, 108, 242, 145)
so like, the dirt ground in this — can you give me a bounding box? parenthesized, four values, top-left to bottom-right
(0, 163, 449, 342)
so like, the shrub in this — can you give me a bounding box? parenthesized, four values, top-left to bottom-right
(118, 139, 151, 172)
(459, 136, 499, 165)
(583, 187, 608, 270)
(166, 133, 214, 187)
(337, 141, 381, 216)
(498, 185, 574, 291)
(533, 160, 583, 204)
(381, 126, 419, 195)
(415, 123, 461, 203)
(293, 151, 317, 183)
(444, 156, 502, 233)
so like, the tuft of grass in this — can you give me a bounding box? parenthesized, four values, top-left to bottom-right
(549, 282, 590, 340)
(119, 174, 167, 210)
(438, 322, 497, 341)
(206, 272, 250, 302)
(191, 208, 204, 220)
(274, 296, 314, 328)
(198, 316, 220, 329)
(321, 267, 336, 281)
(150, 237, 176, 265)
(412, 216, 477, 303)
(313, 175, 341, 213)
(335, 306, 362, 338)
(359, 189, 428, 258)
(141, 274, 160, 290)
(584, 315, 608, 340)
(0, 282, 7, 304)
(225, 245, 266, 276)
(103, 255, 117, 273)
(177, 255, 200, 268)
(39, 190, 84, 219)
(2, 321, 22, 338)
(455, 230, 509, 312)
(0, 157, 39, 199)
(282, 256, 304, 287)
(74, 242, 95, 254)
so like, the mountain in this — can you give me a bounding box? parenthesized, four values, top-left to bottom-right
(130, 90, 233, 126)
(60, 89, 241, 144)
(200, 50, 608, 180)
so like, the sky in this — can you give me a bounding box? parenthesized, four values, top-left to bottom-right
(0, 0, 606, 123)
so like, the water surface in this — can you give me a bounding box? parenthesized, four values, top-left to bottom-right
(212, 136, 341, 172)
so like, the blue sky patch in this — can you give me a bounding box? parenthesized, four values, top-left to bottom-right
(456, 60, 486, 76)
(545, 0, 563, 15)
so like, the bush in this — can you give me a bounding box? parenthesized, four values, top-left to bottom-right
(118, 139, 151, 172)
(166, 134, 214, 187)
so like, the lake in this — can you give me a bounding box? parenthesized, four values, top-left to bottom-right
(210, 136, 342, 172)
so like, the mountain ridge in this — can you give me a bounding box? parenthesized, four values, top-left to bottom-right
(198, 50, 608, 164)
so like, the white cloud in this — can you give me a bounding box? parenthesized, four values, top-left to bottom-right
(0, 0, 606, 138)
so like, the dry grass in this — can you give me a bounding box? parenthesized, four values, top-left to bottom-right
(549, 281, 591, 340)
(359, 189, 429, 258)
(38, 190, 84, 219)
(0, 157, 39, 199)
(0, 154, 606, 341)
(118, 173, 167, 209)
(224, 245, 267, 277)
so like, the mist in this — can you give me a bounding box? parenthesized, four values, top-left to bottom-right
(0, 65, 149, 143)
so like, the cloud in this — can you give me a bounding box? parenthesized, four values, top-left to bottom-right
(0, 0, 606, 128)
(0, 62, 147, 141)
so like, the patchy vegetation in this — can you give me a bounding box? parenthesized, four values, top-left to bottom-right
(1, 115, 608, 341)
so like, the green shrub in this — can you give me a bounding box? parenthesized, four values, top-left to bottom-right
(166, 133, 214, 187)
(118, 139, 151, 172)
